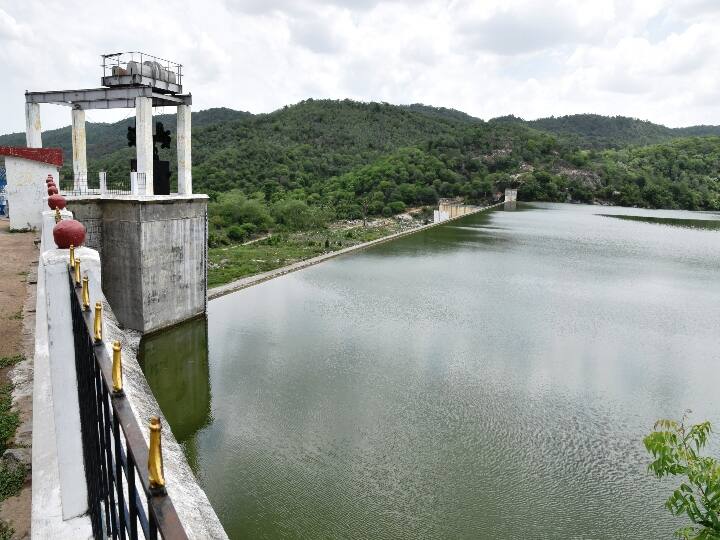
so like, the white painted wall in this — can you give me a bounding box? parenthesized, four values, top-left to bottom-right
(5, 156, 58, 230)
(42, 249, 95, 520)
(32, 210, 94, 536)
(32, 264, 94, 538)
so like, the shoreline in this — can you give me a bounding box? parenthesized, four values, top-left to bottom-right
(208, 201, 504, 301)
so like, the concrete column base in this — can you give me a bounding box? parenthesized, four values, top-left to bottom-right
(67, 195, 208, 334)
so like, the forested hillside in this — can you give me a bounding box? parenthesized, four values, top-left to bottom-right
(492, 113, 720, 149)
(2, 99, 720, 248)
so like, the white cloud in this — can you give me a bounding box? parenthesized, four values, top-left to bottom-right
(0, 0, 718, 135)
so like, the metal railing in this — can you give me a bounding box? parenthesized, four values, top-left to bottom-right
(61, 172, 145, 197)
(68, 262, 187, 539)
(101, 52, 183, 88)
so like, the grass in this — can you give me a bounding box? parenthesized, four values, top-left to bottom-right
(0, 356, 23, 369)
(0, 382, 23, 511)
(6, 311, 21, 321)
(0, 461, 24, 502)
(208, 222, 408, 287)
(0, 384, 19, 455)
(0, 521, 14, 540)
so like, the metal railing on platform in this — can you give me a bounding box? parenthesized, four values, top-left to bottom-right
(68, 261, 187, 540)
(61, 172, 146, 197)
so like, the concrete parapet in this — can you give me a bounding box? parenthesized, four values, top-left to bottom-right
(33, 210, 96, 535)
(32, 205, 226, 538)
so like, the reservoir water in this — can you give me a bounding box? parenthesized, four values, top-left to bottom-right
(141, 203, 720, 539)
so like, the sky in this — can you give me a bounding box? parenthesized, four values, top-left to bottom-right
(1, 0, 719, 135)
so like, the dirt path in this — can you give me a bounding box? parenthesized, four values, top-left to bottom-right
(0, 218, 38, 539)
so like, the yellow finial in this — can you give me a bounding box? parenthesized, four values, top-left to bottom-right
(69, 245, 75, 270)
(93, 302, 103, 342)
(74, 258, 81, 287)
(54, 208, 61, 223)
(81, 276, 90, 310)
(112, 341, 123, 394)
(148, 416, 166, 493)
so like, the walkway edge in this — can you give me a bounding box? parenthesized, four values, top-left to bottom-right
(208, 202, 503, 301)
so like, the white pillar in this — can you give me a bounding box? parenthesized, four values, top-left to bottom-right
(71, 108, 87, 191)
(135, 97, 154, 195)
(130, 172, 138, 195)
(25, 102, 42, 148)
(99, 171, 107, 194)
(177, 104, 192, 195)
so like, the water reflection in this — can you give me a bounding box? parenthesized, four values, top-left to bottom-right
(143, 203, 720, 539)
(138, 316, 212, 468)
(600, 213, 720, 230)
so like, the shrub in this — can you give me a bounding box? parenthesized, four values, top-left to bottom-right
(644, 416, 720, 539)
(388, 201, 406, 213)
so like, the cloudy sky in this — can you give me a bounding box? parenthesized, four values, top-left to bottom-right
(1, 0, 718, 134)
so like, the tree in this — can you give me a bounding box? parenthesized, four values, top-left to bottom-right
(644, 415, 720, 539)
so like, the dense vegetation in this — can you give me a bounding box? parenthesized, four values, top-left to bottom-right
(2, 99, 720, 250)
(494, 113, 720, 149)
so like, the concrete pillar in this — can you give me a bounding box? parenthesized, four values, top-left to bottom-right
(71, 109, 87, 191)
(177, 104, 192, 195)
(92, 196, 208, 333)
(130, 172, 139, 195)
(135, 97, 153, 195)
(99, 171, 107, 194)
(25, 102, 42, 148)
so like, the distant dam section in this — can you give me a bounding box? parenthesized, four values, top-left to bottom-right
(434, 197, 481, 223)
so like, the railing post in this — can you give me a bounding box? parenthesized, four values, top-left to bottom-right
(131, 172, 138, 195)
(111, 341, 124, 395)
(148, 417, 166, 495)
(93, 301, 103, 342)
(99, 171, 107, 194)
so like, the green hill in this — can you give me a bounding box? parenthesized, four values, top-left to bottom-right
(491, 113, 720, 149)
(2, 100, 720, 248)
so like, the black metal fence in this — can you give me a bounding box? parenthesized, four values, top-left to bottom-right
(69, 269, 187, 539)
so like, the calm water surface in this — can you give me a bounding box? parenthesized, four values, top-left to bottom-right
(141, 203, 720, 539)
